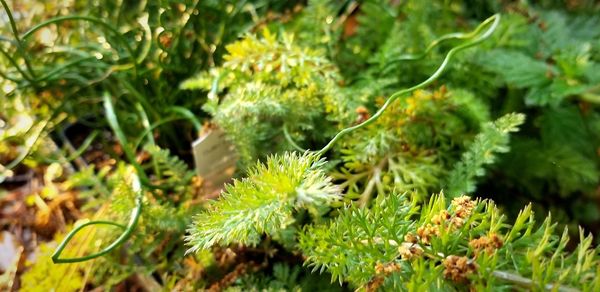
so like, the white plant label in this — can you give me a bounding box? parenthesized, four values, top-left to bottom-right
(192, 127, 238, 195)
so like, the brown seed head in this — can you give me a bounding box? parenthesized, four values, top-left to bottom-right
(404, 233, 418, 244)
(442, 255, 478, 283)
(398, 242, 424, 260)
(366, 277, 384, 292)
(450, 216, 465, 228)
(417, 224, 440, 245)
(375, 262, 402, 275)
(452, 196, 476, 219)
(470, 233, 503, 255)
(432, 210, 451, 225)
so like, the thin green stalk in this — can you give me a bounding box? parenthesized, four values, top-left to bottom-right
(0, 44, 34, 82)
(33, 56, 98, 83)
(0, 90, 92, 174)
(51, 94, 150, 263)
(135, 13, 152, 64)
(51, 183, 141, 263)
(383, 14, 499, 68)
(314, 14, 500, 157)
(104, 88, 183, 187)
(0, 66, 20, 82)
(3, 120, 48, 170)
(103, 93, 151, 184)
(0, 0, 37, 81)
(0, 35, 16, 44)
(41, 131, 99, 164)
(131, 116, 190, 151)
(168, 106, 203, 134)
(136, 103, 161, 180)
(492, 270, 579, 292)
(283, 124, 306, 152)
(120, 79, 159, 118)
(21, 15, 139, 76)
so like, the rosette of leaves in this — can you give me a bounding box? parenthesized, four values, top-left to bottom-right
(182, 29, 352, 166)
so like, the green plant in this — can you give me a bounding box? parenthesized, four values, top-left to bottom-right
(300, 193, 600, 290)
(186, 152, 341, 252)
(181, 29, 347, 165)
(4, 0, 600, 290)
(182, 8, 600, 290)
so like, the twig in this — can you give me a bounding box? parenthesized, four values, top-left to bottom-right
(492, 270, 580, 292)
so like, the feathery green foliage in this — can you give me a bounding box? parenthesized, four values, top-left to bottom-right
(445, 113, 525, 197)
(4, 0, 600, 290)
(333, 87, 494, 203)
(476, 12, 600, 107)
(226, 263, 343, 292)
(186, 152, 341, 252)
(300, 193, 600, 291)
(447, 7, 600, 228)
(299, 193, 419, 286)
(182, 30, 350, 165)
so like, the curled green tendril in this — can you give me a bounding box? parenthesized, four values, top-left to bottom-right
(51, 175, 142, 263)
(383, 14, 500, 67)
(283, 124, 307, 152)
(0, 5, 147, 176)
(294, 14, 500, 157)
(51, 93, 204, 263)
(51, 94, 148, 264)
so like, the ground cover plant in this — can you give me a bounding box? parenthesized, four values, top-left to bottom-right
(1, 0, 600, 291)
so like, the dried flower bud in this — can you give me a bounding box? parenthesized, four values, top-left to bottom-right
(450, 216, 465, 228)
(470, 233, 503, 254)
(355, 106, 371, 123)
(366, 277, 384, 292)
(452, 196, 476, 219)
(375, 262, 402, 275)
(375, 262, 386, 275)
(432, 210, 451, 225)
(433, 85, 447, 100)
(404, 233, 418, 244)
(442, 255, 478, 283)
(417, 224, 440, 245)
(398, 242, 424, 260)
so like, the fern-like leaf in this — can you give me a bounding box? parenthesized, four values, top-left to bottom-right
(186, 152, 341, 252)
(445, 113, 525, 197)
(301, 193, 600, 290)
(299, 193, 419, 285)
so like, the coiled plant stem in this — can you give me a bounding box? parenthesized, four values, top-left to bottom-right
(51, 94, 148, 263)
(314, 14, 500, 157)
(51, 177, 142, 263)
(285, 14, 500, 156)
(51, 92, 204, 263)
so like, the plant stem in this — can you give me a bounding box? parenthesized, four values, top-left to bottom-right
(0, 0, 38, 81)
(492, 270, 579, 292)
(314, 14, 501, 157)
